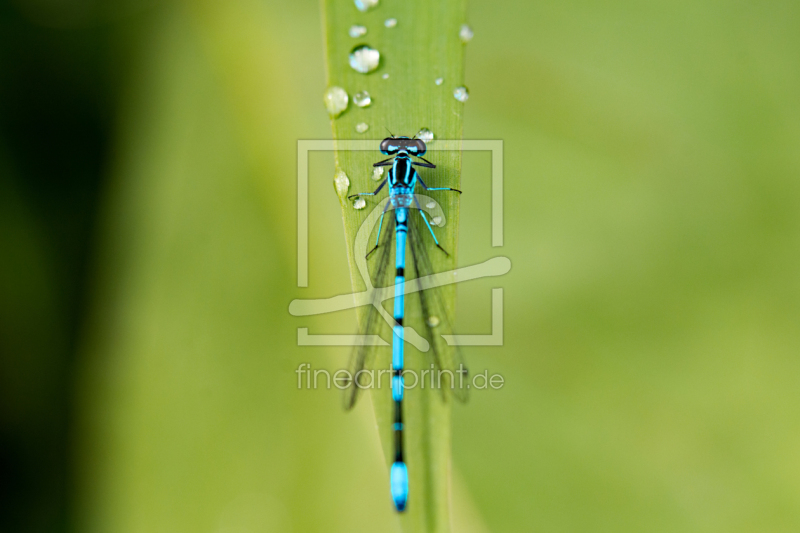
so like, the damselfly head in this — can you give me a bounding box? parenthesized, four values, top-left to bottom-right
(380, 136, 427, 156)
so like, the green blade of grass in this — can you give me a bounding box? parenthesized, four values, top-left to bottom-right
(323, 0, 467, 531)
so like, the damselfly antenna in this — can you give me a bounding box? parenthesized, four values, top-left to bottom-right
(384, 126, 395, 138)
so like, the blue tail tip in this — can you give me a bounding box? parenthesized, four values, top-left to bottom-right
(390, 462, 408, 512)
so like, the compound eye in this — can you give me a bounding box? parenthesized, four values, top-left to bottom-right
(379, 138, 393, 155)
(414, 139, 427, 156)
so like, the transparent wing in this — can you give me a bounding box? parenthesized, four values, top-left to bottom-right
(342, 215, 396, 410)
(408, 210, 469, 402)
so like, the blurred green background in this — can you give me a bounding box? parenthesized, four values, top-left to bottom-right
(2, 0, 800, 531)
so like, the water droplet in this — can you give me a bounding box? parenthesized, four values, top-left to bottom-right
(382, 73, 390, 80)
(426, 201, 436, 209)
(453, 86, 469, 102)
(435, 77, 444, 86)
(417, 128, 434, 143)
(349, 24, 367, 38)
(353, 91, 371, 107)
(384, 18, 397, 28)
(459, 24, 474, 43)
(349, 45, 381, 74)
(427, 316, 440, 328)
(323, 86, 348, 117)
(353, 197, 366, 209)
(334, 170, 350, 196)
(354, 0, 378, 12)
(432, 216, 443, 226)
(372, 166, 384, 181)
(355, 122, 369, 133)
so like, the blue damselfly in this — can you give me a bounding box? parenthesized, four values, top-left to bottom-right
(343, 136, 468, 512)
